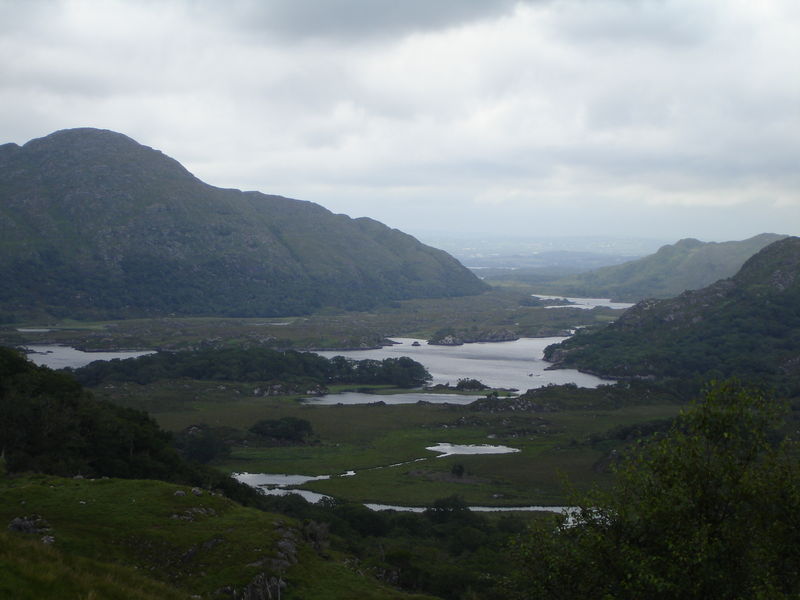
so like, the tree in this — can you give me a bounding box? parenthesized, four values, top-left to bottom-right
(250, 416, 313, 443)
(455, 378, 487, 391)
(509, 381, 800, 599)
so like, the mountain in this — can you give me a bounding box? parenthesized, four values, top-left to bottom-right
(536, 234, 788, 301)
(544, 237, 800, 394)
(0, 128, 487, 320)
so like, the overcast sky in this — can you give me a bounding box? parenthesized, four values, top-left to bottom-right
(2, 0, 798, 244)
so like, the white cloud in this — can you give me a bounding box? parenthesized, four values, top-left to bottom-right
(0, 0, 798, 241)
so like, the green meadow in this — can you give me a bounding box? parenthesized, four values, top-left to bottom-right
(0, 475, 437, 600)
(90, 378, 682, 507)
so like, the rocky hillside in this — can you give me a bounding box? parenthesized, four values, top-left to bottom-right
(540, 234, 787, 301)
(0, 129, 487, 320)
(544, 237, 800, 394)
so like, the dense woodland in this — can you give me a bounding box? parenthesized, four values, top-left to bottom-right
(69, 347, 432, 388)
(508, 382, 800, 599)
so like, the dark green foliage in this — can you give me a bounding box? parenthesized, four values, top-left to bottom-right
(545, 237, 800, 396)
(0, 128, 487, 320)
(70, 347, 431, 388)
(260, 494, 522, 600)
(508, 382, 800, 599)
(587, 417, 675, 445)
(455, 378, 487, 391)
(0, 346, 274, 508)
(250, 417, 313, 443)
(0, 347, 180, 478)
(172, 425, 231, 464)
(424, 495, 473, 525)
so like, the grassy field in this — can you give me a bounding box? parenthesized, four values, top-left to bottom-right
(0, 475, 438, 600)
(0, 287, 621, 351)
(89, 378, 681, 507)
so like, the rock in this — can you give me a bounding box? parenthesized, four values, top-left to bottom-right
(8, 515, 51, 534)
(191, 487, 203, 496)
(174, 490, 186, 496)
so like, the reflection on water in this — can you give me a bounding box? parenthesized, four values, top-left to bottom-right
(315, 337, 611, 393)
(234, 469, 571, 513)
(303, 392, 478, 405)
(234, 439, 538, 511)
(532, 294, 635, 311)
(24, 345, 156, 369)
(426, 442, 520, 457)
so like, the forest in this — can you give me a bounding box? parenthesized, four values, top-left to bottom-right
(69, 346, 432, 389)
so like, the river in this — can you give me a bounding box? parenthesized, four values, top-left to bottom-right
(233, 442, 568, 514)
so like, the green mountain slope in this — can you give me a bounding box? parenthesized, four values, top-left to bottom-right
(0, 476, 437, 600)
(539, 234, 787, 301)
(0, 128, 487, 320)
(544, 237, 800, 394)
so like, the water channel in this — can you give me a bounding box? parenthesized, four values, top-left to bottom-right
(233, 443, 569, 514)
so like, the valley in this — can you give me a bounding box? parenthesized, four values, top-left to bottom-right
(2, 126, 798, 599)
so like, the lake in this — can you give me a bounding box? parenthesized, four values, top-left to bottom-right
(313, 336, 610, 395)
(21, 336, 608, 396)
(532, 294, 635, 311)
(24, 345, 156, 369)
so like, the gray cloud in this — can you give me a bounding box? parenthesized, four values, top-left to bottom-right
(0, 0, 797, 243)
(212, 0, 525, 41)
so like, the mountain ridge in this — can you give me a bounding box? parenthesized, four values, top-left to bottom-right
(544, 236, 800, 394)
(0, 128, 488, 320)
(536, 233, 788, 301)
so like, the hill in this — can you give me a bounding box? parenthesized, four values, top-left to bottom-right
(544, 237, 800, 395)
(529, 234, 787, 301)
(0, 128, 487, 321)
(0, 476, 437, 600)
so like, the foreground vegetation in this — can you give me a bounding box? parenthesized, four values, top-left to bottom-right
(5, 364, 798, 599)
(508, 382, 800, 599)
(0, 475, 444, 600)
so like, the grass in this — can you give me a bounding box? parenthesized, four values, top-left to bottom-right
(0, 531, 187, 600)
(0, 474, 437, 600)
(0, 286, 623, 351)
(134, 382, 681, 506)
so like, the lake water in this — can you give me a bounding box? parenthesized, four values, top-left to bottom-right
(21, 334, 610, 395)
(426, 443, 520, 457)
(303, 392, 480, 405)
(313, 337, 610, 395)
(532, 294, 635, 311)
(24, 345, 156, 369)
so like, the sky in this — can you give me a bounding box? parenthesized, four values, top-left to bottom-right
(1, 0, 799, 244)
